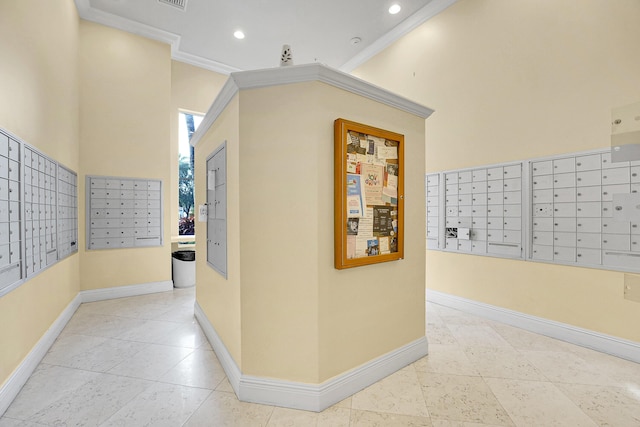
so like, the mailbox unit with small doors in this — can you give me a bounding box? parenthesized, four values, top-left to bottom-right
(57, 165, 78, 259)
(206, 143, 227, 278)
(0, 128, 79, 297)
(433, 162, 524, 260)
(0, 130, 22, 291)
(530, 149, 640, 270)
(426, 173, 440, 249)
(426, 148, 640, 274)
(86, 176, 163, 250)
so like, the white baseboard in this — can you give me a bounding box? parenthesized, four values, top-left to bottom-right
(427, 289, 640, 364)
(0, 293, 82, 417)
(194, 302, 428, 412)
(1, 280, 175, 417)
(240, 337, 428, 412)
(80, 280, 173, 303)
(193, 302, 242, 396)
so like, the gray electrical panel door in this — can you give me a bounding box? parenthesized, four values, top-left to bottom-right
(207, 143, 227, 278)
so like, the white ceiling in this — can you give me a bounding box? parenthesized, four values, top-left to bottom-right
(75, 0, 456, 74)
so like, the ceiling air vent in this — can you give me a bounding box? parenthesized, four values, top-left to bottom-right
(158, 0, 187, 11)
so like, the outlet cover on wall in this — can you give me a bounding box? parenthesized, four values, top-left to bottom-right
(624, 274, 640, 303)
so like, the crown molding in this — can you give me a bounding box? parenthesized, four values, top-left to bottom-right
(75, 0, 455, 76)
(190, 63, 434, 147)
(189, 78, 240, 147)
(172, 50, 242, 75)
(75, 0, 178, 45)
(74, 0, 239, 75)
(339, 0, 458, 73)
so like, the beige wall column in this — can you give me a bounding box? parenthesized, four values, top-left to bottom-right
(193, 66, 430, 410)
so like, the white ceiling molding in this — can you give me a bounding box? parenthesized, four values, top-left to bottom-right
(339, 0, 458, 73)
(75, 0, 178, 46)
(75, 0, 456, 76)
(188, 78, 239, 148)
(74, 0, 239, 75)
(190, 63, 434, 147)
(172, 50, 242, 75)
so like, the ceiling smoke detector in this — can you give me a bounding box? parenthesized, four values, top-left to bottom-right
(158, 0, 187, 11)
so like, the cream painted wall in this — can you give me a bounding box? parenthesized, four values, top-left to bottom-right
(0, 10, 227, 391)
(170, 61, 227, 236)
(237, 84, 321, 382)
(195, 80, 425, 383)
(195, 95, 242, 365)
(78, 21, 172, 290)
(353, 0, 640, 341)
(0, 0, 80, 385)
(238, 83, 425, 383)
(314, 87, 426, 381)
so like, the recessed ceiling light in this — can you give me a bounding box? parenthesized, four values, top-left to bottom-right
(388, 4, 401, 14)
(233, 30, 245, 40)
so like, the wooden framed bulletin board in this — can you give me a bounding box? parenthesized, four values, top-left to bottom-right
(334, 118, 404, 269)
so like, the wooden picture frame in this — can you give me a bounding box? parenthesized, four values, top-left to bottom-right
(334, 118, 404, 269)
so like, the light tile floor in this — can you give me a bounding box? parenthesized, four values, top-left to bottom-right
(2, 288, 640, 426)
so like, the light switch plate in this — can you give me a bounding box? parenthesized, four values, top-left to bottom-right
(624, 274, 640, 303)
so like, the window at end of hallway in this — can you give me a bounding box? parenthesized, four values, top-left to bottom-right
(178, 112, 203, 235)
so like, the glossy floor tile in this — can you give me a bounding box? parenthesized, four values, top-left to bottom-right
(2, 287, 639, 426)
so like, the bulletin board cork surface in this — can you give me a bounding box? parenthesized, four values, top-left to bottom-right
(334, 118, 404, 269)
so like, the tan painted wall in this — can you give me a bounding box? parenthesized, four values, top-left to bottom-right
(314, 86, 426, 381)
(196, 81, 425, 383)
(170, 61, 227, 236)
(353, 0, 640, 341)
(195, 95, 242, 364)
(237, 84, 321, 382)
(0, 0, 80, 385)
(0, 1, 229, 393)
(238, 82, 425, 383)
(78, 21, 172, 290)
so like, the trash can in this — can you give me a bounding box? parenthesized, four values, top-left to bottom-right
(172, 250, 195, 288)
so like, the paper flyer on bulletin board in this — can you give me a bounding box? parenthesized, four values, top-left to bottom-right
(334, 119, 404, 269)
(346, 174, 364, 218)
